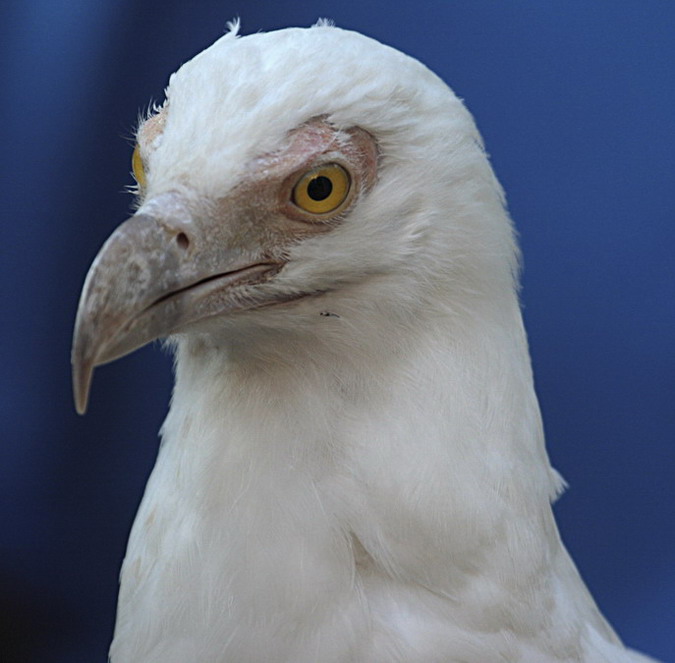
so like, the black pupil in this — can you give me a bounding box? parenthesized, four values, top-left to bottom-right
(307, 176, 333, 201)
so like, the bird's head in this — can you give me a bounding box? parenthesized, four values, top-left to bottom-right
(72, 23, 517, 413)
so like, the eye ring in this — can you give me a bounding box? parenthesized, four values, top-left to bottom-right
(132, 143, 147, 188)
(291, 163, 351, 215)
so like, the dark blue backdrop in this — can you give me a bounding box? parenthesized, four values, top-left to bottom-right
(2, 2, 673, 662)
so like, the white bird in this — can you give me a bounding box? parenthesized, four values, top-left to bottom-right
(72, 22, 659, 663)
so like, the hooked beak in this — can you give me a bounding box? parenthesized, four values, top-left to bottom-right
(72, 197, 282, 414)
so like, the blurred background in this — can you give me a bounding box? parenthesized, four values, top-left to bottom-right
(2, 1, 673, 661)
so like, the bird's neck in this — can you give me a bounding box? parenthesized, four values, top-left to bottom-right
(116, 297, 620, 661)
(164, 295, 564, 576)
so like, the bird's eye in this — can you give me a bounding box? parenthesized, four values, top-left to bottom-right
(291, 164, 350, 215)
(132, 144, 146, 188)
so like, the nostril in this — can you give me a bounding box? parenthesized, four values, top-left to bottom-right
(176, 232, 190, 250)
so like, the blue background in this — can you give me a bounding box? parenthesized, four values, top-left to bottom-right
(2, 1, 673, 661)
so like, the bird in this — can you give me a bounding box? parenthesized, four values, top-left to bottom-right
(72, 21, 659, 663)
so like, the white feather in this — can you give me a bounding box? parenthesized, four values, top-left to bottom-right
(110, 25, 658, 662)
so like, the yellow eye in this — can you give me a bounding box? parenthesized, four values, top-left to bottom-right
(291, 164, 350, 215)
(132, 143, 146, 188)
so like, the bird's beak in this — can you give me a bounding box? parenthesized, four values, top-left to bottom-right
(72, 195, 281, 414)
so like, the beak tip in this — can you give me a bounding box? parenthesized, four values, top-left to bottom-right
(75, 395, 89, 416)
(72, 333, 95, 416)
(72, 360, 93, 415)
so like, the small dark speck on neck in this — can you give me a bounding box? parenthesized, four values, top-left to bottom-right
(319, 311, 340, 318)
